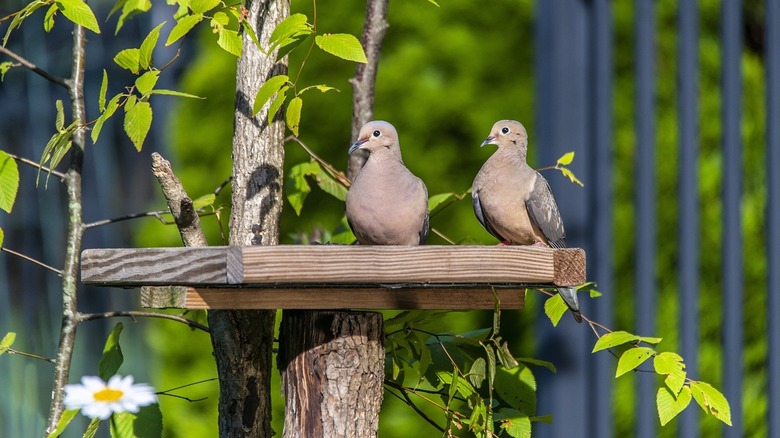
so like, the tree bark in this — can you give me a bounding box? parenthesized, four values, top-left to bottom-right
(278, 311, 385, 438)
(208, 0, 289, 436)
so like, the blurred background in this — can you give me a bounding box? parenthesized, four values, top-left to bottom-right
(0, 0, 775, 437)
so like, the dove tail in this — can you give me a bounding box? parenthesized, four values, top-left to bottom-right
(558, 287, 583, 323)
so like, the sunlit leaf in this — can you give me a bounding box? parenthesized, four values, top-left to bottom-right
(116, 0, 151, 34)
(285, 96, 302, 136)
(189, 0, 220, 14)
(0, 332, 16, 355)
(0, 62, 14, 81)
(556, 151, 575, 166)
(252, 75, 289, 116)
(494, 364, 536, 414)
(150, 89, 205, 99)
(166, 13, 203, 46)
(654, 352, 687, 395)
(55, 0, 101, 34)
(98, 323, 124, 380)
(139, 21, 165, 69)
(83, 417, 101, 438)
(285, 161, 316, 215)
(0, 151, 20, 213)
(114, 48, 141, 73)
(98, 70, 108, 111)
(44, 4, 57, 32)
(55, 99, 65, 131)
(216, 28, 242, 57)
(3, 1, 48, 46)
(313, 165, 348, 201)
(92, 94, 123, 144)
(135, 71, 160, 96)
(298, 84, 338, 95)
(46, 409, 78, 438)
(690, 381, 732, 426)
(210, 11, 229, 28)
(657, 386, 692, 426)
(267, 86, 289, 121)
(111, 405, 162, 438)
(124, 100, 153, 151)
(616, 347, 655, 377)
(560, 167, 584, 187)
(495, 410, 531, 438)
(428, 191, 467, 217)
(315, 33, 367, 63)
(268, 13, 312, 53)
(192, 193, 215, 209)
(543, 292, 567, 327)
(592, 330, 640, 353)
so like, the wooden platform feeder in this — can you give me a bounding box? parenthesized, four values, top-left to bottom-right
(80, 245, 586, 310)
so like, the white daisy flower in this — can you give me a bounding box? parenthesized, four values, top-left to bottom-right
(64, 375, 158, 420)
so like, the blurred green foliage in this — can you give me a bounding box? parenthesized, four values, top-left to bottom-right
(130, 1, 770, 437)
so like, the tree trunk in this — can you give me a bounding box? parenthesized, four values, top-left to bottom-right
(278, 311, 385, 438)
(208, 0, 289, 436)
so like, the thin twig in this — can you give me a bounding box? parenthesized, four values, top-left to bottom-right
(213, 176, 232, 197)
(385, 384, 445, 432)
(159, 46, 182, 72)
(0, 45, 68, 89)
(158, 377, 219, 394)
(78, 311, 210, 333)
(83, 210, 172, 229)
(157, 392, 209, 403)
(6, 152, 67, 180)
(0, 247, 62, 275)
(285, 135, 351, 187)
(431, 228, 456, 245)
(7, 348, 57, 364)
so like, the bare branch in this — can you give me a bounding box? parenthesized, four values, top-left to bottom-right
(0, 247, 62, 275)
(158, 377, 219, 394)
(0, 45, 68, 89)
(78, 310, 210, 333)
(6, 152, 67, 180)
(7, 348, 57, 364)
(431, 228, 456, 245)
(151, 152, 209, 247)
(286, 135, 351, 187)
(83, 210, 174, 229)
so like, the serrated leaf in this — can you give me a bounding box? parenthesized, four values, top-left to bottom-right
(44, 4, 57, 32)
(56, 99, 65, 131)
(268, 86, 288, 121)
(135, 71, 160, 96)
(657, 386, 692, 426)
(150, 89, 205, 99)
(556, 151, 575, 166)
(83, 417, 101, 438)
(252, 75, 289, 116)
(0, 151, 20, 213)
(313, 166, 348, 201)
(192, 193, 215, 209)
(111, 405, 162, 438)
(99, 70, 108, 111)
(315, 33, 367, 63)
(46, 409, 78, 438)
(124, 101, 153, 151)
(468, 357, 486, 389)
(55, 0, 101, 34)
(139, 22, 165, 69)
(216, 28, 242, 57)
(285, 96, 303, 136)
(616, 347, 655, 377)
(543, 293, 567, 327)
(4, 1, 48, 46)
(285, 161, 316, 215)
(116, 0, 151, 34)
(497, 411, 531, 438)
(99, 323, 124, 380)
(690, 381, 732, 426)
(0, 62, 15, 81)
(298, 84, 338, 95)
(654, 352, 687, 395)
(637, 335, 663, 345)
(210, 11, 229, 27)
(92, 94, 122, 144)
(125, 94, 137, 111)
(269, 13, 312, 52)
(495, 365, 536, 414)
(190, 0, 219, 14)
(518, 357, 556, 373)
(0, 332, 16, 355)
(560, 167, 584, 187)
(114, 48, 141, 73)
(166, 13, 202, 46)
(592, 331, 640, 353)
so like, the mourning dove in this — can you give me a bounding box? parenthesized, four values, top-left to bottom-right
(346, 121, 429, 245)
(472, 120, 581, 322)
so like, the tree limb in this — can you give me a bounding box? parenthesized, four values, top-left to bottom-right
(0, 45, 68, 89)
(0, 247, 63, 275)
(6, 152, 67, 180)
(151, 152, 209, 247)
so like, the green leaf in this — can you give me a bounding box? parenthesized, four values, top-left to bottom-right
(240, 18, 263, 52)
(140, 22, 165, 69)
(428, 191, 467, 217)
(124, 100, 153, 151)
(285, 161, 316, 215)
(55, 99, 65, 131)
(556, 151, 575, 166)
(616, 347, 655, 377)
(116, 0, 151, 34)
(135, 71, 160, 96)
(654, 351, 687, 395)
(83, 417, 101, 438)
(114, 48, 141, 73)
(495, 339, 519, 369)
(98, 323, 124, 380)
(496, 410, 532, 438)
(468, 357, 486, 389)
(0, 332, 16, 355)
(99, 70, 108, 111)
(268, 13, 312, 53)
(560, 167, 584, 187)
(166, 13, 203, 46)
(192, 193, 215, 209)
(111, 405, 163, 438)
(315, 33, 368, 63)
(190, 0, 220, 14)
(92, 94, 123, 144)
(210, 11, 229, 27)
(0, 151, 20, 213)
(252, 75, 289, 116)
(285, 96, 303, 136)
(44, 4, 57, 32)
(494, 364, 536, 415)
(46, 409, 78, 438)
(268, 86, 289, 121)
(150, 89, 205, 99)
(0, 228, 4, 247)
(298, 84, 338, 95)
(592, 330, 640, 353)
(637, 335, 663, 345)
(55, 0, 101, 34)
(690, 381, 732, 426)
(3, 1, 48, 46)
(543, 292, 567, 327)
(329, 215, 356, 244)
(657, 386, 692, 426)
(313, 166, 348, 201)
(216, 28, 242, 57)
(518, 357, 556, 374)
(0, 62, 14, 81)
(426, 0, 440, 6)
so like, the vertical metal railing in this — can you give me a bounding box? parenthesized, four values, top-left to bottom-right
(721, 1, 744, 437)
(677, 1, 700, 436)
(634, 2, 657, 437)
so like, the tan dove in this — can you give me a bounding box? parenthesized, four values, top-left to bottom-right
(346, 121, 429, 245)
(472, 120, 581, 322)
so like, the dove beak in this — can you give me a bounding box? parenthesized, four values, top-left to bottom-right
(481, 136, 497, 147)
(349, 138, 369, 154)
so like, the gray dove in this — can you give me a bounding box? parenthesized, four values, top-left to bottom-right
(346, 121, 429, 245)
(472, 120, 581, 322)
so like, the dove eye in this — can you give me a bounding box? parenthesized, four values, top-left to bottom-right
(372, 130, 382, 138)
(501, 127, 510, 135)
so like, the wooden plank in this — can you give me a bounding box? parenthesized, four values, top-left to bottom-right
(81, 247, 230, 286)
(140, 286, 525, 310)
(239, 246, 584, 286)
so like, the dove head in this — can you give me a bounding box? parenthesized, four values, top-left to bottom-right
(349, 121, 402, 159)
(481, 120, 528, 159)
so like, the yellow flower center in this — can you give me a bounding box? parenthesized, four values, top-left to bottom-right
(93, 388, 124, 402)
